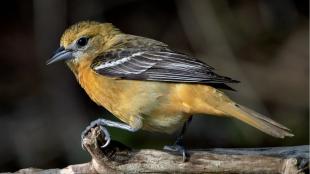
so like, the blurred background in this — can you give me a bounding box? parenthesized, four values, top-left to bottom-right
(0, 0, 308, 172)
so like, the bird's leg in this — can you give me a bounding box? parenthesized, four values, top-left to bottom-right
(81, 118, 141, 149)
(164, 116, 192, 162)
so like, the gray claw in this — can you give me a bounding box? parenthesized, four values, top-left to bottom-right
(99, 126, 111, 148)
(164, 145, 188, 162)
(80, 120, 111, 150)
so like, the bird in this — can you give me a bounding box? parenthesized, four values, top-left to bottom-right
(47, 21, 293, 161)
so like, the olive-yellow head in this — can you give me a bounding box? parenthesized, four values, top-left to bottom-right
(47, 21, 120, 66)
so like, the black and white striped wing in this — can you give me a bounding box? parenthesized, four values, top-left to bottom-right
(91, 49, 239, 89)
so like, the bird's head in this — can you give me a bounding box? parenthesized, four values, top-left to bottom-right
(47, 21, 121, 65)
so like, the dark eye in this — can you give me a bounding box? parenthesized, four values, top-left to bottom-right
(76, 37, 88, 47)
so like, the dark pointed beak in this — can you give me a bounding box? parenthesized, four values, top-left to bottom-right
(46, 46, 73, 65)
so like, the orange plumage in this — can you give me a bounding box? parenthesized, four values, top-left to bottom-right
(49, 21, 293, 139)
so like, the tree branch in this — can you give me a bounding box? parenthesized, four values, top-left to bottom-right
(13, 127, 309, 174)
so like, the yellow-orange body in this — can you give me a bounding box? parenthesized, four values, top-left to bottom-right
(52, 21, 292, 138)
(67, 57, 228, 133)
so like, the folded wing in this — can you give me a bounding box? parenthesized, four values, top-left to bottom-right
(91, 49, 239, 90)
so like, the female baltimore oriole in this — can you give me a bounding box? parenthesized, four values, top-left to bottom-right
(47, 21, 293, 160)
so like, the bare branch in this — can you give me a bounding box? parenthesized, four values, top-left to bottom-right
(11, 127, 309, 174)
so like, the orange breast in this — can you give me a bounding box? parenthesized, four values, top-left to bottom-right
(66, 58, 227, 134)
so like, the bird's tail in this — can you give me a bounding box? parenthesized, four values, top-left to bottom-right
(218, 103, 294, 138)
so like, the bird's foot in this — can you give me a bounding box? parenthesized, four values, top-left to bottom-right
(164, 144, 189, 162)
(81, 119, 111, 150)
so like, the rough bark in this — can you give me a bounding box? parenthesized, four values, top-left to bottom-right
(10, 127, 309, 174)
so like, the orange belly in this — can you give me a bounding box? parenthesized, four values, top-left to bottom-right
(67, 60, 227, 133)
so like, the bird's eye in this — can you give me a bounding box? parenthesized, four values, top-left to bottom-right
(76, 37, 89, 47)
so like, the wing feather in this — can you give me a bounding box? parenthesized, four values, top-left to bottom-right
(91, 49, 239, 89)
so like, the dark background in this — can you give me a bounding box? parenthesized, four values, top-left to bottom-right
(0, 0, 308, 172)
